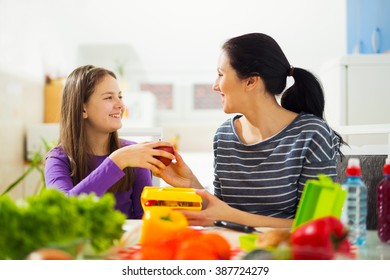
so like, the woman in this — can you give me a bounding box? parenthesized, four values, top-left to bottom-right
(157, 33, 345, 228)
(44, 65, 174, 219)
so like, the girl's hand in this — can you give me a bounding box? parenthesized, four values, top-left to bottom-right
(109, 141, 175, 173)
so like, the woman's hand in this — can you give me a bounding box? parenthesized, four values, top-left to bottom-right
(182, 190, 294, 228)
(180, 189, 234, 227)
(153, 151, 203, 189)
(109, 141, 175, 173)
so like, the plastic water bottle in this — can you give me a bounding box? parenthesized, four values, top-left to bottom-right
(377, 157, 390, 243)
(341, 158, 367, 246)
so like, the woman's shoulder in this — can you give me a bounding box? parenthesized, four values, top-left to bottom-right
(290, 113, 339, 149)
(214, 117, 235, 140)
(293, 112, 332, 132)
(216, 115, 240, 132)
(293, 114, 340, 160)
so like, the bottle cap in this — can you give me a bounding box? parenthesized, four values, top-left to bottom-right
(384, 157, 390, 175)
(348, 158, 360, 167)
(346, 158, 361, 176)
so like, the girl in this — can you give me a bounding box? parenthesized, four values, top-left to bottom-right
(44, 65, 174, 219)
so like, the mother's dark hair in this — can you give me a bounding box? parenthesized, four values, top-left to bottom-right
(222, 33, 345, 147)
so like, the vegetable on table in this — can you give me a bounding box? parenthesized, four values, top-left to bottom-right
(0, 189, 126, 259)
(291, 216, 354, 260)
(113, 208, 232, 260)
(139, 208, 188, 245)
(26, 248, 74, 260)
(118, 228, 232, 260)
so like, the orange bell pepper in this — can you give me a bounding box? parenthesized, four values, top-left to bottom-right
(139, 208, 188, 245)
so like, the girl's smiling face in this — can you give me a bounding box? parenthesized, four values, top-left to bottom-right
(83, 74, 124, 135)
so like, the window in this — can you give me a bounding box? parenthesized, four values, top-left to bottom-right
(193, 84, 221, 110)
(140, 83, 174, 110)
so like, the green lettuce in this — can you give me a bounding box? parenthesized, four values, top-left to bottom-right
(0, 189, 126, 259)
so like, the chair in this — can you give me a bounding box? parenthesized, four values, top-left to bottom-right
(334, 124, 390, 230)
(336, 154, 386, 230)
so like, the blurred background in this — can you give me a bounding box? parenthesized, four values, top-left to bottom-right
(1, 0, 389, 199)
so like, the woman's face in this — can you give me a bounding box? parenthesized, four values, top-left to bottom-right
(213, 51, 246, 114)
(83, 74, 124, 135)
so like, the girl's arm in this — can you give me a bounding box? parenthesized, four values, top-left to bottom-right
(45, 155, 124, 196)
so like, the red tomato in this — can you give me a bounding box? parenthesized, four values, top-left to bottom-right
(291, 216, 352, 260)
(144, 200, 157, 207)
(116, 227, 232, 260)
(173, 230, 231, 260)
(174, 238, 218, 260)
(198, 233, 231, 260)
(131, 241, 176, 260)
(172, 227, 203, 240)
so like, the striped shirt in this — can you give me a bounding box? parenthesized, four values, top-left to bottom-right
(213, 112, 340, 219)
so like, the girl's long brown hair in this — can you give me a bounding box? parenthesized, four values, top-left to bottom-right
(59, 65, 134, 193)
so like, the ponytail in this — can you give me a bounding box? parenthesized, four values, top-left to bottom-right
(281, 67, 347, 151)
(281, 67, 324, 118)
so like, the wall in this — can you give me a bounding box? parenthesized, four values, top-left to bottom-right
(0, 0, 347, 198)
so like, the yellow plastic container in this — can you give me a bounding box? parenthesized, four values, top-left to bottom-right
(292, 174, 347, 231)
(44, 78, 64, 123)
(141, 186, 202, 211)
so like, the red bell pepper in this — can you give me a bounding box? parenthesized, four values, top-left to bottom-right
(291, 216, 353, 260)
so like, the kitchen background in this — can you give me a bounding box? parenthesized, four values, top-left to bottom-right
(1, 0, 389, 199)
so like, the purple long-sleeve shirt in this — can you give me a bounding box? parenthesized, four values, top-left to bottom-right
(44, 139, 152, 219)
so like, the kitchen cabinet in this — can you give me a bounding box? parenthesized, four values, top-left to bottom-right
(347, 0, 390, 54)
(321, 54, 390, 146)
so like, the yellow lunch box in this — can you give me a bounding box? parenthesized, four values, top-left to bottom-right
(140, 186, 202, 211)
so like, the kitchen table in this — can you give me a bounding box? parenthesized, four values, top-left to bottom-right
(358, 231, 390, 260)
(121, 220, 390, 260)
